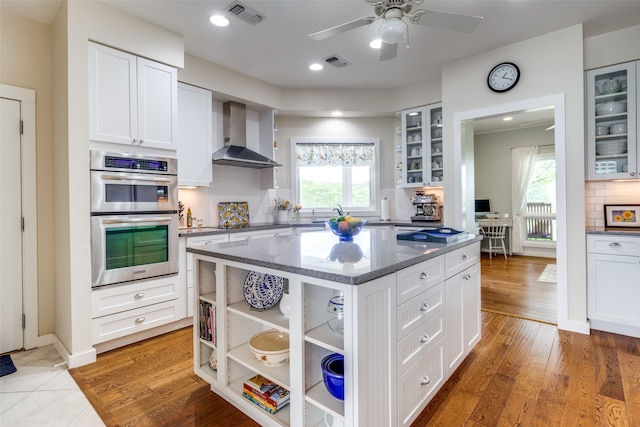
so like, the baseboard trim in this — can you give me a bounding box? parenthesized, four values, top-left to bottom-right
(51, 334, 97, 368)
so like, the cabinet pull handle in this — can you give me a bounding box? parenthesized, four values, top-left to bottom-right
(420, 302, 430, 312)
(245, 236, 252, 240)
(420, 376, 431, 385)
(134, 292, 145, 299)
(420, 272, 429, 279)
(135, 317, 145, 323)
(462, 254, 469, 261)
(274, 233, 280, 237)
(463, 274, 471, 281)
(609, 242, 622, 248)
(420, 333, 431, 343)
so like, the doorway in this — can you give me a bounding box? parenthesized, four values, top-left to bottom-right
(452, 94, 568, 329)
(0, 84, 38, 352)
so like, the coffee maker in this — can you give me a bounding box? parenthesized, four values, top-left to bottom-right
(410, 191, 441, 222)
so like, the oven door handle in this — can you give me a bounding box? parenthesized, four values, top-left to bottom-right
(100, 217, 174, 224)
(101, 175, 174, 183)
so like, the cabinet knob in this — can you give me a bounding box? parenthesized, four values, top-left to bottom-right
(462, 254, 469, 261)
(139, 139, 144, 144)
(420, 272, 429, 279)
(463, 274, 471, 281)
(630, 172, 636, 177)
(609, 242, 622, 248)
(420, 302, 430, 312)
(245, 236, 252, 240)
(420, 375, 431, 385)
(135, 317, 145, 323)
(134, 292, 145, 299)
(274, 233, 280, 237)
(132, 138, 137, 143)
(420, 333, 431, 343)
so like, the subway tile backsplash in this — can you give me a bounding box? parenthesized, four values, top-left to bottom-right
(585, 180, 640, 228)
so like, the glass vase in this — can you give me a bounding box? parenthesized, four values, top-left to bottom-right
(326, 290, 344, 335)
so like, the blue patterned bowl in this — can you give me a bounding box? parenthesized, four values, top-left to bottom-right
(321, 353, 344, 400)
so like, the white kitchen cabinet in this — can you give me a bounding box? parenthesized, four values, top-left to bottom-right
(182, 233, 229, 317)
(400, 103, 443, 188)
(585, 60, 639, 180)
(89, 42, 177, 150)
(191, 239, 480, 427)
(587, 234, 640, 338)
(91, 274, 185, 344)
(177, 82, 213, 186)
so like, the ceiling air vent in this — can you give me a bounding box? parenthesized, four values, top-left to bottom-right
(225, 1, 265, 25)
(323, 55, 350, 68)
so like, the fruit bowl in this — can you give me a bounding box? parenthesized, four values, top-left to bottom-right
(326, 218, 366, 241)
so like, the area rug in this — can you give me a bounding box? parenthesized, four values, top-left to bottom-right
(0, 354, 17, 377)
(537, 264, 557, 283)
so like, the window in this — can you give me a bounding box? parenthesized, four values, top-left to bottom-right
(525, 150, 556, 243)
(292, 138, 379, 214)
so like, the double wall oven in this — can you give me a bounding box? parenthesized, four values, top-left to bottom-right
(90, 150, 179, 288)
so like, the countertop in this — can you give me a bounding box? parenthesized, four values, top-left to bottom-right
(187, 226, 481, 285)
(586, 227, 640, 237)
(178, 219, 443, 237)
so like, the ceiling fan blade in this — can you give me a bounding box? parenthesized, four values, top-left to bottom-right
(309, 16, 377, 41)
(413, 9, 483, 33)
(379, 42, 398, 61)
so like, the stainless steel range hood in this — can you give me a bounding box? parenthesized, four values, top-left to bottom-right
(212, 101, 281, 169)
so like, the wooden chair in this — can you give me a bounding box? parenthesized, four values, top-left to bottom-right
(480, 221, 508, 259)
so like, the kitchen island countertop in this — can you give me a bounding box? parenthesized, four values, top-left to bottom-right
(187, 226, 481, 285)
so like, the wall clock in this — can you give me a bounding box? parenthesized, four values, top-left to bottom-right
(487, 62, 520, 93)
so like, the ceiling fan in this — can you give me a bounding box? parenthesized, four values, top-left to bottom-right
(308, 0, 483, 61)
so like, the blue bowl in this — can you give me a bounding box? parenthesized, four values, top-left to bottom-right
(326, 219, 366, 242)
(321, 353, 344, 400)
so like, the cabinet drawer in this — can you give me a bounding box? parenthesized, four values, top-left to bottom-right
(445, 242, 480, 278)
(92, 299, 186, 344)
(186, 234, 228, 270)
(396, 257, 445, 305)
(228, 228, 292, 241)
(397, 310, 445, 376)
(397, 282, 444, 341)
(92, 275, 181, 318)
(587, 234, 640, 256)
(397, 337, 445, 427)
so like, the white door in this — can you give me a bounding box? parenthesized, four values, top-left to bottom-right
(1, 97, 24, 353)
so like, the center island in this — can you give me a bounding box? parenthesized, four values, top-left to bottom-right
(187, 226, 482, 427)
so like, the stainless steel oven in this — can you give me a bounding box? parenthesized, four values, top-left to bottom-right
(90, 151, 179, 288)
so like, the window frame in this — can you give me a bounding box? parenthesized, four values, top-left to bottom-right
(290, 137, 380, 217)
(523, 148, 557, 246)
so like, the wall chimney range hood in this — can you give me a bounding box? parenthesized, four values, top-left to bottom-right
(212, 101, 281, 169)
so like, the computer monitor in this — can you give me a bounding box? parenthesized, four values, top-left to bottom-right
(475, 199, 491, 217)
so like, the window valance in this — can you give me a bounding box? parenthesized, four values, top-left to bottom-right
(295, 142, 375, 167)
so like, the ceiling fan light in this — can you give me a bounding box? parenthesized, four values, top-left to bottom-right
(378, 17, 406, 44)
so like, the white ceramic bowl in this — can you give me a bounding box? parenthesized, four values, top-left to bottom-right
(596, 125, 609, 136)
(609, 123, 627, 134)
(249, 330, 290, 367)
(596, 101, 627, 115)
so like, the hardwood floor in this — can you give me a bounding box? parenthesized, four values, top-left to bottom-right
(480, 254, 557, 324)
(69, 256, 640, 427)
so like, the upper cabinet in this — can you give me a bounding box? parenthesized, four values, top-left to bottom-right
(177, 82, 213, 186)
(89, 42, 178, 150)
(400, 103, 443, 188)
(586, 61, 639, 180)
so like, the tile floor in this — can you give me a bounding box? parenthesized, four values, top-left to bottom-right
(0, 346, 104, 426)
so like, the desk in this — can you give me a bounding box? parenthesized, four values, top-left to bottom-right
(476, 218, 513, 256)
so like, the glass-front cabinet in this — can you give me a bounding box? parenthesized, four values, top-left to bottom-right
(586, 61, 639, 180)
(400, 103, 443, 187)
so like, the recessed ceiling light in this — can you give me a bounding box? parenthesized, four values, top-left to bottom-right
(408, 112, 419, 116)
(503, 116, 513, 121)
(331, 111, 343, 116)
(369, 39, 382, 49)
(309, 63, 323, 71)
(209, 15, 229, 27)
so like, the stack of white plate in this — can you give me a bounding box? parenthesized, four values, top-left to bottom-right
(596, 139, 627, 155)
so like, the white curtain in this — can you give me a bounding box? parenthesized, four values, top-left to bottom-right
(511, 146, 538, 254)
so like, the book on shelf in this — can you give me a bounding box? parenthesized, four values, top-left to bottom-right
(242, 374, 290, 413)
(199, 301, 216, 346)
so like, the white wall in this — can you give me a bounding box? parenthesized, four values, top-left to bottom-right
(474, 125, 555, 215)
(442, 25, 586, 333)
